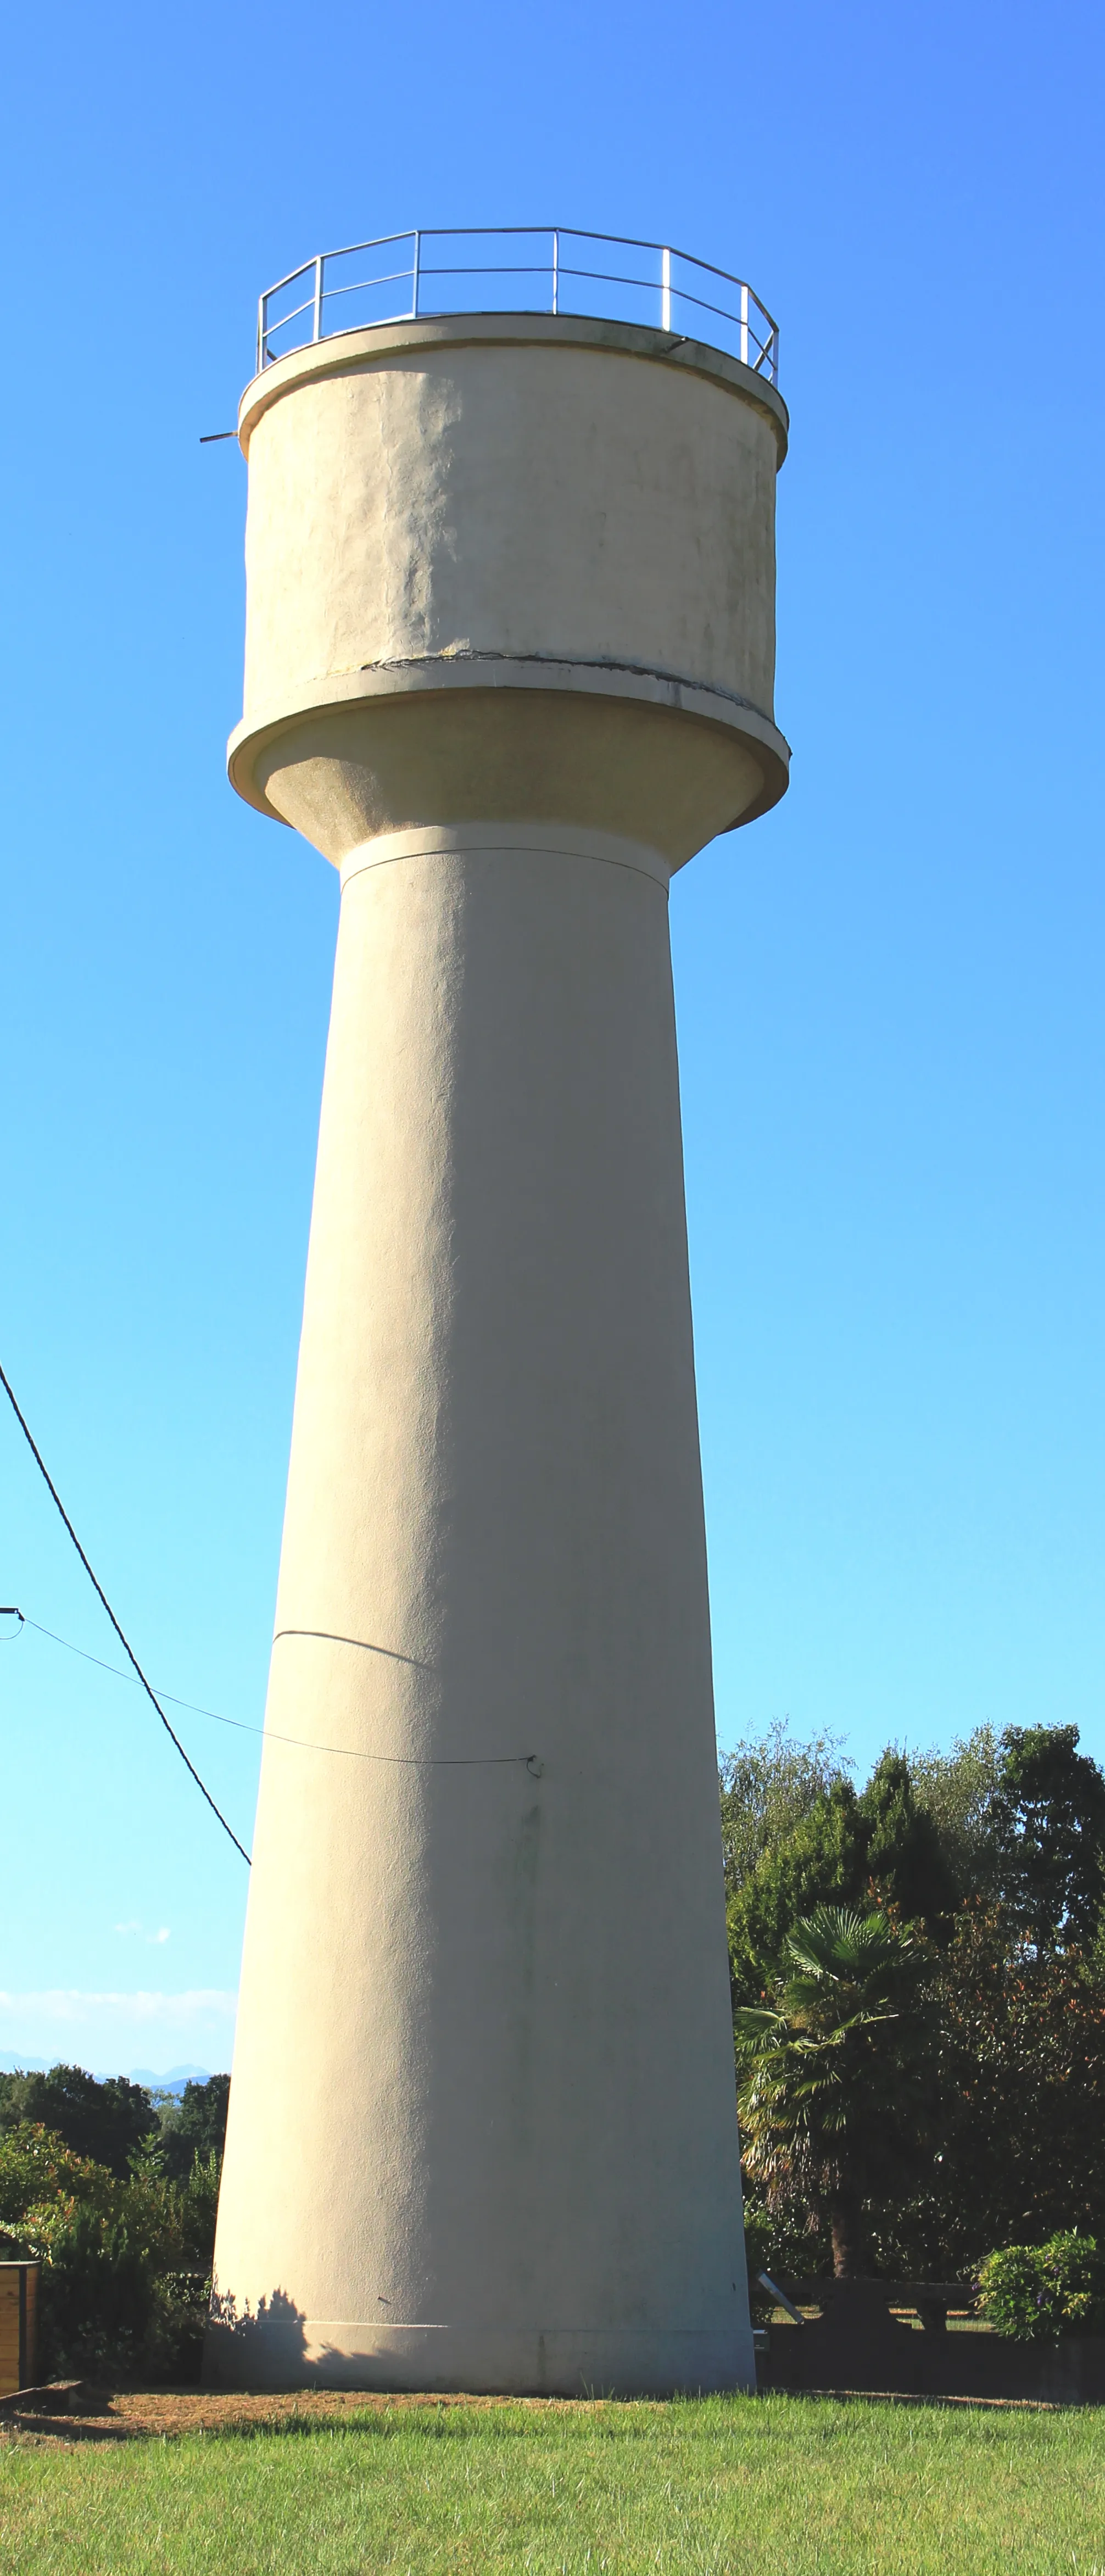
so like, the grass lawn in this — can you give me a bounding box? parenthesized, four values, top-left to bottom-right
(2, 2392, 1103, 2575)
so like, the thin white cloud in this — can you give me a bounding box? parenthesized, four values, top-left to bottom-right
(0, 1990, 236, 2026)
(0, 1990, 238, 2071)
(114, 1923, 171, 1944)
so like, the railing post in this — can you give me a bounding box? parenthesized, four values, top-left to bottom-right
(251, 232, 780, 390)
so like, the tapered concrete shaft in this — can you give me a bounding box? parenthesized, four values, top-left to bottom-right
(209, 308, 789, 2393)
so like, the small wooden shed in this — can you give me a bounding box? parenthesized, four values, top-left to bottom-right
(0, 2261, 39, 2395)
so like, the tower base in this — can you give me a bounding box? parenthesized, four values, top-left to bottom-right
(204, 2312, 754, 2397)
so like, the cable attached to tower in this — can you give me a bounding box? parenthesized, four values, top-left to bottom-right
(0, 1359, 250, 1865)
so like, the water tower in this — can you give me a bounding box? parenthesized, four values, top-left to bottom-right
(209, 228, 789, 2395)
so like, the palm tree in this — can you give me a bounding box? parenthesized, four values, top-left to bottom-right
(735, 1904, 921, 2277)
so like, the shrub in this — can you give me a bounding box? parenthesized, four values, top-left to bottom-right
(144, 2271, 210, 2380)
(976, 2233, 1105, 2339)
(0, 2119, 215, 2379)
(177, 2150, 219, 2270)
(42, 2202, 157, 2372)
(0, 2122, 116, 2256)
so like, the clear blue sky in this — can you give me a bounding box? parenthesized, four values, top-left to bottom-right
(2, 0, 1101, 2076)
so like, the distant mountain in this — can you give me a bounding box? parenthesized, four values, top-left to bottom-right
(0, 2053, 216, 2088)
(124, 2064, 213, 2088)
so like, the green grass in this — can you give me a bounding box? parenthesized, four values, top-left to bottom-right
(2, 2395, 1104, 2575)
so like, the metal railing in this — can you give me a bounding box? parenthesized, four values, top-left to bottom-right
(256, 227, 779, 384)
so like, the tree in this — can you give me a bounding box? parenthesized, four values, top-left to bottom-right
(734, 1905, 925, 2277)
(719, 1720, 849, 1892)
(0, 2066, 157, 2177)
(155, 2076, 231, 2186)
(727, 1781, 869, 2003)
(724, 1746, 956, 2005)
(858, 1752, 957, 1926)
(845, 1899, 1105, 2279)
(908, 1725, 1003, 1902)
(992, 1726, 1105, 1951)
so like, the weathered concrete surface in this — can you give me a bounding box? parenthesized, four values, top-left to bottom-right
(227, 312, 789, 852)
(209, 311, 788, 2394)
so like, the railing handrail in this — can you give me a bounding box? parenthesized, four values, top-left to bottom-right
(255, 226, 779, 387)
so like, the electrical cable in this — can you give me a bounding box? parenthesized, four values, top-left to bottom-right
(15, 1613, 260, 1730)
(0, 1360, 251, 1865)
(7, 1611, 543, 1773)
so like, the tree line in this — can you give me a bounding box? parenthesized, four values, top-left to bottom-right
(723, 1720, 1105, 2285)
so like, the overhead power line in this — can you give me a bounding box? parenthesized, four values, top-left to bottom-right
(0, 1360, 250, 1865)
(12, 1609, 543, 1774)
